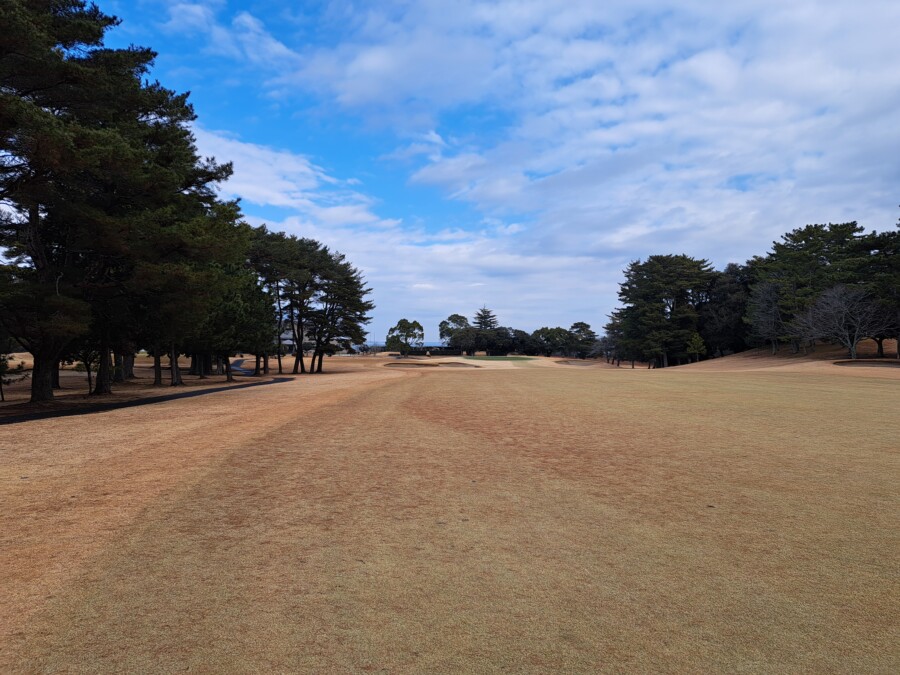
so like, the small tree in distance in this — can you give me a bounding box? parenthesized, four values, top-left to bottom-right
(439, 314, 470, 345)
(473, 307, 499, 330)
(386, 319, 425, 356)
(686, 332, 707, 362)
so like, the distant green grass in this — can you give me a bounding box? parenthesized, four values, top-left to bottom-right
(463, 356, 535, 361)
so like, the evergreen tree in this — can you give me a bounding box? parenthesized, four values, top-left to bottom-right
(749, 223, 869, 351)
(531, 327, 574, 357)
(616, 255, 714, 367)
(473, 306, 499, 330)
(306, 251, 374, 373)
(386, 319, 425, 355)
(439, 314, 470, 345)
(569, 322, 598, 358)
(0, 0, 234, 399)
(698, 263, 751, 357)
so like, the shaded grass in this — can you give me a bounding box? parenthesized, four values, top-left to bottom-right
(1, 362, 897, 672)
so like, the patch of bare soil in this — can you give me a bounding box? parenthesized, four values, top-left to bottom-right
(1, 358, 897, 672)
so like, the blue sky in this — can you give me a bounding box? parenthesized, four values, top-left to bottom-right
(104, 0, 900, 343)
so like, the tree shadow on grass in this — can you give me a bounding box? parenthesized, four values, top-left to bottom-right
(0, 377, 291, 426)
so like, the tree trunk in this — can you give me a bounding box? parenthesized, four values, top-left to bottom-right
(874, 337, 884, 358)
(263, 353, 270, 375)
(275, 281, 284, 374)
(85, 361, 93, 393)
(662, 352, 669, 368)
(316, 351, 324, 373)
(30, 351, 57, 402)
(113, 352, 125, 383)
(224, 356, 234, 382)
(153, 352, 162, 386)
(52, 360, 61, 389)
(849, 342, 858, 359)
(254, 354, 261, 376)
(170, 345, 183, 386)
(124, 353, 136, 379)
(93, 344, 112, 395)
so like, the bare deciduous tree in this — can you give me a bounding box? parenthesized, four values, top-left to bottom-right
(791, 285, 897, 359)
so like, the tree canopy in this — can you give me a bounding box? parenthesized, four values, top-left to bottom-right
(386, 319, 425, 355)
(0, 2, 373, 400)
(603, 222, 899, 365)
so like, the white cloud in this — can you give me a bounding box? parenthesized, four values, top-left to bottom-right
(164, 1, 900, 338)
(192, 127, 397, 231)
(160, 3, 216, 34)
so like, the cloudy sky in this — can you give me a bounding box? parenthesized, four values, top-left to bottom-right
(105, 0, 900, 343)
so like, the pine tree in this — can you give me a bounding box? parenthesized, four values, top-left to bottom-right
(473, 306, 499, 330)
(617, 255, 714, 367)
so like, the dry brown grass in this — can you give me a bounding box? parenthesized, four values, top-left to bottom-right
(1, 355, 897, 672)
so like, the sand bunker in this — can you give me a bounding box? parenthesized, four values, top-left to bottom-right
(385, 361, 478, 368)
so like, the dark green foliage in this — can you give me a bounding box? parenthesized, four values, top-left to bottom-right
(698, 263, 751, 356)
(439, 314, 470, 345)
(531, 327, 573, 357)
(748, 223, 870, 351)
(568, 322, 598, 358)
(305, 251, 374, 373)
(744, 222, 899, 355)
(473, 306, 499, 330)
(250, 228, 373, 374)
(604, 220, 897, 366)
(507, 329, 542, 356)
(386, 319, 424, 355)
(0, 3, 372, 398)
(614, 254, 715, 367)
(440, 308, 511, 355)
(0, 0, 236, 398)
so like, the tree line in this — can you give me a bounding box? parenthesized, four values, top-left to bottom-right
(601, 221, 899, 367)
(387, 307, 598, 358)
(0, 1, 372, 402)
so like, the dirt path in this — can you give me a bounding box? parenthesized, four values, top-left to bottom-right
(1, 363, 897, 672)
